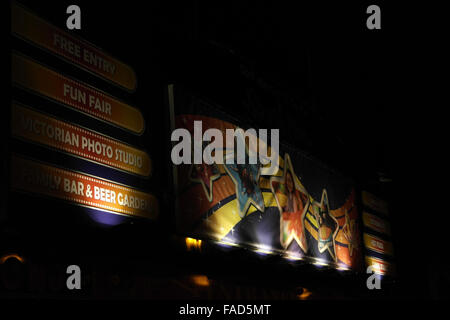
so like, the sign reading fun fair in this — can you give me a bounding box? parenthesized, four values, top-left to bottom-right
(12, 53, 145, 135)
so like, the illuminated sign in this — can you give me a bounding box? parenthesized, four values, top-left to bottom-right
(363, 233, 394, 256)
(361, 191, 396, 276)
(365, 256, 396, 276)
(361, 191, 389, 216)
(362, 211, 391, 235)
(12, 53, 145, 135)
(11, 155, 158, 219)
(11, 1, 137, 91)
(11, 103, 152, 177)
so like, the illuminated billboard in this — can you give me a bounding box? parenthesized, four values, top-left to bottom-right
(169, 84, 363, 271)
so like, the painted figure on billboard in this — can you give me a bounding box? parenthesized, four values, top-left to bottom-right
(222, 130, 265, 218)
(189, 162, 221, 202)
(170, 85, 363, 271)
(342, 209, 358, 257)
(224, 160, 265, 219)
(271, 154, 309, 253)
(312, 190, 339, 261)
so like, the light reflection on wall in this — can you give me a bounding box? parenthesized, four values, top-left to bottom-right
(189, 274, 210, 287)
(253, 244, 274, 256)
(0, 253, 25, 264)
(284, 252, 303, 261)
(297, 287, 312, 300)
(86, 208, 129, 227)
(254, 224, 276, 253)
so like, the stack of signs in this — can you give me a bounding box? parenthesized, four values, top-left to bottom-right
(361, 191, 396, 276)
(10, 2, 158, 225)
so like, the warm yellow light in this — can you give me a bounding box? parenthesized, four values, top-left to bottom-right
(297, 288, 312, 300)
(216, 239, 239, 247)
(313, 259, 329, 267)
(337, 266, 350, 271)
(0, 253, 25, 264)
(190, 275, 210, 287)
(185, 237, 202, 251)
(284, 253, 303, 261)
(254, 245, 273, 255)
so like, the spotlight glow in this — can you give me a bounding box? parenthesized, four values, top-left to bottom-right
(336, 265, 350, 271)
(254, 244, 273, 255)
(313, 259, 329, 267)
(216, 239, 239, 248)
(283, 253, 303, 261)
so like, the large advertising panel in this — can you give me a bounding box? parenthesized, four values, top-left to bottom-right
(169, 84, 363, 271)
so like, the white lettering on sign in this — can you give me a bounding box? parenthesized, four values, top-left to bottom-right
(117, 193, 147, 210)
(53, 33, 81, 58)
(371, 239, 384, 251)
(94, 186, 116, 204)
(81, 136, 113, 158)
(20, 113, 80, 147)
(20, 166, 61, 190)
(369, 217, 385, 230)
(52, 33, 117, 75)
(115, 149, 143, 168)
(63, 178, 84, 196)
(62, 83, 112, 116)
(88, 94, 111, 115)
(83, 49, 116, 75)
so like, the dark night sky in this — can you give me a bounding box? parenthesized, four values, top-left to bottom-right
(17, 1, 396, 172)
